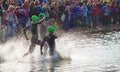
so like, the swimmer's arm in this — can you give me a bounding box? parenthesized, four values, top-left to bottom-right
(32, 17, 46, 25)
(54, 31, 58, 39)
(54, 35, 58, 39)
(23, 17, 46, 30)
(32, 19, 44, 25)
(22, 21, 43, 30)
(54, 34, 58, 39)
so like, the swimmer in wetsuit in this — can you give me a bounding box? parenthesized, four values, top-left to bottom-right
(39, 13, 48, 56)
(40, 26, 57, 56)
(23, 15, 45, 57)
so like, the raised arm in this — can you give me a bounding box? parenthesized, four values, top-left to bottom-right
(32, 17, 46, 25)
(23, 17, 46, 30)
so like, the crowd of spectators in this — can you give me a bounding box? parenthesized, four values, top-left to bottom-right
(0, 0, 120, 42)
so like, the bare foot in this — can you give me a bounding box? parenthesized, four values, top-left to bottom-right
(23, 52, 29, 57)
(26, 37, 29, 40)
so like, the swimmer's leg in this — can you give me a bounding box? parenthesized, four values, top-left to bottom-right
(29, 44, 36, 54)
(49, 46, 55, 56)
(43, 42, 48, 56)
(23, 43, 35, 57)
(36, 39, 42, 45)
(23, 29, 29, 40)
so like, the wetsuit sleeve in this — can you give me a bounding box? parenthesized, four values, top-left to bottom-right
(23, 17, 45, 30)
(32, 17, 46, 25)
(32, 20, 44, 25)
(53, 34, 58, 39)
(53, 31, 58, 39)
(54, 35, 57, 39)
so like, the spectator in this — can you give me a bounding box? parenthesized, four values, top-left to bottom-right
(118, 0, 120, 4)
(29, 2, 38, 19)
(91, 2, 100, 28)
(103, 4, 111, 28)
(42, 3, 50, 19)
(111, 1, 119, 25)
(119, 3, 120, 24)
(2, 0, 8, 10)
(23, 1, 30, 17)
(49, 2, 56, 19)
(65, 0, 71, 6)
(70, 4, 75, 28)
(81, 1, 88, 29)
(58, 2, 65, 22)
(1, 10, 8, 41)
(98, 2, 105, 26)
(7, 5, 18, 38)
(87, 2, 92, 28)
(35, 1, 44, 14)
(64, 6, 71, 31)
(74, 1, 81, 27)
(0, 2, 3, 29)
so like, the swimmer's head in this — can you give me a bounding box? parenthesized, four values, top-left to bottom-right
(39, 13, 45, 18)
(31, 15, 38, 22)
(47, 26, 55, 33)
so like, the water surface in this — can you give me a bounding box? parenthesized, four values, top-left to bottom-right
(0, 31, 120, 72)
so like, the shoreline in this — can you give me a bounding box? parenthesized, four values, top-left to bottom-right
(0, 24, 120, 44)
(60, 24, 120, 34)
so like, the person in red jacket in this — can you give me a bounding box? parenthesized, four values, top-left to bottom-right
(91, 2, 100, 28)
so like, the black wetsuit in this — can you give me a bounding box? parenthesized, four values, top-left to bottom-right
(23, 19, 45, 56)
(30, 20, 45, 44)
(41, 33, 57, 55)
(31, 24, 41, 45)
(30, 19, 46, 44)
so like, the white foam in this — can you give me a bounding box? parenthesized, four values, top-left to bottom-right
(0, 35, 71, 63)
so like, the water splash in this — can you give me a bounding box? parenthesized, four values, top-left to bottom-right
(1, 31, 120, 72)
(0, 34, 72, 63)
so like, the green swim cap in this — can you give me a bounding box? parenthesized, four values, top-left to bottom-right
(39, 13, 45, 18)
(47, 26, 54, 32)
(31, 15, 38, 22)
